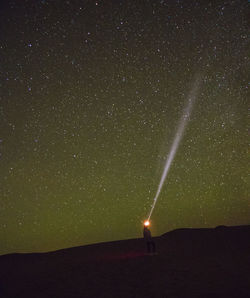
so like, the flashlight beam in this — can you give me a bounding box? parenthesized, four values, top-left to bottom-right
(147, 74, 203, 221)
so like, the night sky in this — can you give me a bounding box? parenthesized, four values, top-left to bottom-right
(0, 0, 249, 255)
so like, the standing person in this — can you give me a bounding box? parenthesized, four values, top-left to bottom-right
(143, 221, 156, 254)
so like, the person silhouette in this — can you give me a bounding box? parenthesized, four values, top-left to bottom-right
(143, 221, 156, 254)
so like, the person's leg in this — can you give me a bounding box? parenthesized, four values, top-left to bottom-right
(147, 242, 151, 253)
(150, 241, 155, 253)
(148, 241, 153, 253)
(152, 241, 156, 253)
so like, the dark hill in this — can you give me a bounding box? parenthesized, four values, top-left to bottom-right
(0, 225, 249, 298)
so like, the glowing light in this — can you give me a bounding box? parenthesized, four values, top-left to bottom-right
(144, 220, 150, 226)
(147, 74, 203, 220)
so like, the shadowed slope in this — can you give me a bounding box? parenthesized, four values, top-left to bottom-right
(0, 225, 249, 298)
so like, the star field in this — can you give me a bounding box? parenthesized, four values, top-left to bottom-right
(0, 0, 249, 254)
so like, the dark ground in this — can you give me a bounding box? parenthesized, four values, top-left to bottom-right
(0, 225, 250, 298)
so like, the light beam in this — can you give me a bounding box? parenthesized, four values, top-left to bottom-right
(147, 74, 203, 220)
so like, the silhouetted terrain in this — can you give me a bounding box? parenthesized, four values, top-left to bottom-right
(0, 225, 249, 298)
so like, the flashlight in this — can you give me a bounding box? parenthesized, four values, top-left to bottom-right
(144, 220, 150, 227)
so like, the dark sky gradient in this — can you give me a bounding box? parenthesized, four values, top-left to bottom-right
(0, 0, 249, 255)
